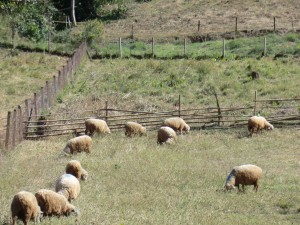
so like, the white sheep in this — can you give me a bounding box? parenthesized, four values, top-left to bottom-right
(163, 117, 190, 134)
(66, 160, 88, 181)
(63, 135, 92, 154)
(35, 189, 78, 217)
(248, 116, 274, 136)
(157, 126, 177, 144)
(85, 118, 111, 136)
(124, 121, 147, 137)
(11, 191, 42, 225)
(224, 164, 262, 192)
(55, 174, 81, 202)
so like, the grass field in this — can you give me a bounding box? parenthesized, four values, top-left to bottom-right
(0, 128, 299, 224)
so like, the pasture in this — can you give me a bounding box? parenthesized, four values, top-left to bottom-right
(0, 128, 299, 224)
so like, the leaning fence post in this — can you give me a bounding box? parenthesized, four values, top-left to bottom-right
(254, 90, 257, 115)
(18, 105, 23, 143)
(5, 111, 11, 149)
(105, 100, 108, 122)
(12, 109, 17, 149)
(178, 95, 181, 117)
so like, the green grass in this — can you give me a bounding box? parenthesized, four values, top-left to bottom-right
(0, 128, 299, 224)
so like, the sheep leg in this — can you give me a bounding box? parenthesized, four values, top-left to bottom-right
(254, 181, 259, 192)
(242, 184, 245, 192)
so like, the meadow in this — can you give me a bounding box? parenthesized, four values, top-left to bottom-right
(0, 128, 299, 224)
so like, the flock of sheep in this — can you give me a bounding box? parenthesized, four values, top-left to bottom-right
(10, 115, 274, 224)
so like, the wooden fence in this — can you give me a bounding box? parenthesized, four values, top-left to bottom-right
(18, 94, 300, 140)
(2, 42, 87, 150)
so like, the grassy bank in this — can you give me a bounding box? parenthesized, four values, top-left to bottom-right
(0, 128, 299, 224)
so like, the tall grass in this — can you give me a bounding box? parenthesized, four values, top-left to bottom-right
(0, 128, 299, 224)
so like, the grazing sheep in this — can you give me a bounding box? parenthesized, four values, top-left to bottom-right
(85, 118, 111, 136)
(63, 135, 92, 154)
(157, 126, 177, 144)
(124, 121, 147, 137)
(163, 117, 190, 134)
(224, 164, 262, 192)
(11, 191, 42, 225)
(55, 174, 81, 202)
(66, 160, 88, 181)
(35, 189, 78, 217)
(248, 116, 274, 136)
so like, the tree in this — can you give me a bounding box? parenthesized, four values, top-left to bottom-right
(71, 0, 77, 26)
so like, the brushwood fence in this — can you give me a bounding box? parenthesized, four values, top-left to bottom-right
(6, 94, 300, 142)
(1, 42, 87, 151)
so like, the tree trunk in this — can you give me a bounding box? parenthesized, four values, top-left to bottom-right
(71, 0, 77, 26)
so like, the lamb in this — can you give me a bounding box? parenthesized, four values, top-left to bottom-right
(163, 117, 190, 134)
(55, 174, 81, 202)
(124, 121, 147, 137)
(248, 116, 274, 136)
(35, 189, 78, 217)
(11, 191, 42, 225)
(63, 135, 92, 154)
(157, 126, 177, 144)
(85, 118, 111, 136)
(224, 164, 262, 192)
(66, 160, 88, 181)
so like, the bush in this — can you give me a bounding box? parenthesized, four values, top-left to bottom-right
(81, 20, 104, 46)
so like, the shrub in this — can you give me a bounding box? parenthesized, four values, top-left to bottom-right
(81, 20, 104, 46)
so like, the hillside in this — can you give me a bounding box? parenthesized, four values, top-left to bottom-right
(104, 0, 300, 41)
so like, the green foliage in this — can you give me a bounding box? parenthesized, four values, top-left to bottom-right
(81, 20, 104, 46)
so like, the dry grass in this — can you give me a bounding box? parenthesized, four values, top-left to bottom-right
(104, 0, 300, 41)
(0, 128, 299, 224)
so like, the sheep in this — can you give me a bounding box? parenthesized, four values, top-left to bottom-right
(163, 117, 190, 134)
(63, 135, 92, 154)
(35, 189, 78, 217)
(66, 160, 88, 181)
(157, 126, 177, 144)
(224, 164, 262, 192)
(124, 121, 147, 137)
(85, 118, 111, 136)
(11, 191, 42, 225)
(248, 116, 274, 136)
(55, 174, 81, 202)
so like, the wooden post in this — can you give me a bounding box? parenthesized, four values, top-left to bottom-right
(18, 105, 23, 143)
(5, 111, 11, 149)
(53, 75, 57, 95)
(222, 39, 226, 58)
(105, 100, 108, 122)
(131, 24, 134, 39)
(34, 92, 38, 117)
(254, 90, 257, 115)
(184, 38, 187, 56)
(40, 87, 45, 111)
(178, 95, 181, 117)
(48, 27, 51, 53)
(12, 109, 17, 149)
(213, 91, 223, 126)
(24, 99, 30, 137)
(152, 37, 155, 58)
(119, 37, 122, 58)
(58, 71, 61, 90)
(198, 20, 200, 32)
(273, 17, 276, 32)
(263, 37, 267, 56)
(46, 80, 51, 108)
(292, 19, 294, 32)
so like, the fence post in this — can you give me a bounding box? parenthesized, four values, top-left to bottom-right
(223, 38, 226, 57)
(152, 37, 155, 58)
(131, 24, 134, 39)
(198, 20, 200, 32)
(178, 95, 181, 117)
(5, 111, 11, 149)
(18, 105, 23, 143)
(263, 37, 267, 56)
(12, 109, 17, 149)
(213, 91, 223, 126)
(46, 80, 51, 108)
(41, 87, 45, 111)
(58, 71, 61, 90)
(34, 92, 38, 117)
(119, 37, 122, 58)
(253, 90, 257, 115)
(24, 99, 31, 139)
(273, 17, 276, 32)
(53, 75, 57, 96)
(184, 38, 187, 56)
(235, 17, 238, 34)
(105, 100, 108, 122)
